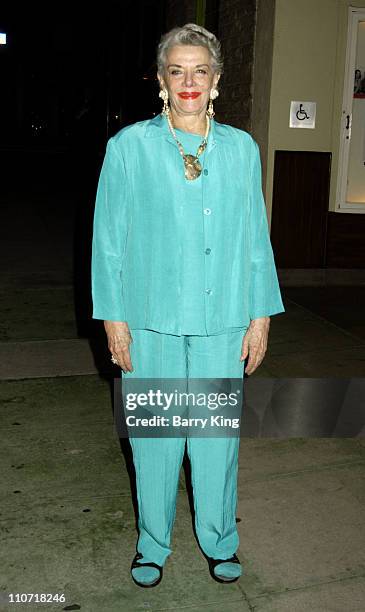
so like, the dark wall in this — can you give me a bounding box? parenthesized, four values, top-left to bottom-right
(165, 0, 196, 29)
(214, 0, 256, 131)
(163, 0, 257, 131)
(271, 151, 331, 268)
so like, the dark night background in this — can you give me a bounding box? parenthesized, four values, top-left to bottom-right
(0, 0, 167, 343)
(0, 1, 165, 148)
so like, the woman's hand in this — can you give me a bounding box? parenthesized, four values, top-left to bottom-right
(240, 317, 270, 375)
(104, 321, 134, 373)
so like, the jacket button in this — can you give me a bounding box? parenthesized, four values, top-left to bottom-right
(204, 208, 211, 215)
(203, 169, 208, 176)
(205, 248, 211, 255)
(205, 288, 212, 295)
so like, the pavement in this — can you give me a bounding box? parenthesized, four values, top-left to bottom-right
(0, 148, 365, 611)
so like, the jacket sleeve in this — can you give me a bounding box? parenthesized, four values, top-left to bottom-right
(91, 137, 129, 321)
(248, 138, 285, 320)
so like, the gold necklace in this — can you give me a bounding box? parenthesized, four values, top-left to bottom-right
(166, 113, 210, 180)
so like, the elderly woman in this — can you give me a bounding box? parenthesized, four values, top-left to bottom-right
(91, 23, 284, 588)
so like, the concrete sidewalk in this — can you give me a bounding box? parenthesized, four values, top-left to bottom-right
(1, 373, 365, 611)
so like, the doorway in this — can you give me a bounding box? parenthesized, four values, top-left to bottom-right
(337, 7, 365, 212)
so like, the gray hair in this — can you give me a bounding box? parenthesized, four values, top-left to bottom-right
(157, 23, 224, 75)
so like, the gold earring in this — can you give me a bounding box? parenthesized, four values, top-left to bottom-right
(207, 88, 219, 119)
(207, 99, 214, 118)
(159, 89, 170, 115)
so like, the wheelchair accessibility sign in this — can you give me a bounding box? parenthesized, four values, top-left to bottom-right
(290, 101, 316, 128)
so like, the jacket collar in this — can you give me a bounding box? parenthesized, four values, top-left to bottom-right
(144, 112, 232, 154)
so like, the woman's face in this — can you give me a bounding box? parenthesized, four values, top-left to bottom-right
(158, 44, 220, 117)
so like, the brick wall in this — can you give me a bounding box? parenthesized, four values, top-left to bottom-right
(215, 0, 256, 131)
(251, 0, 276, 186)
(164, 0, 196, 30)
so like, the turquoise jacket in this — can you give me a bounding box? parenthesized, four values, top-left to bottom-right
(91, 113, 285, 335)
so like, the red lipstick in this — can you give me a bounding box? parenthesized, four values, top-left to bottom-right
(178, 92, 202, 99)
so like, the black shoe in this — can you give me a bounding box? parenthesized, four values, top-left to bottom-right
(130, 552, 163, 588)
(206, 553, 242, 583)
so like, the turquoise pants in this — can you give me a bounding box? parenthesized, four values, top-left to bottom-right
(122, 328, 246, 567)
